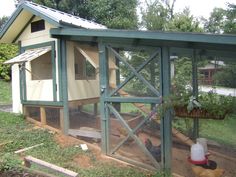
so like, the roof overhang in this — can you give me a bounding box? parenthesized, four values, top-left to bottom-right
(4, 46, 51, 65)
(50, 28, 236, 61)
(0, 3, 61, 44)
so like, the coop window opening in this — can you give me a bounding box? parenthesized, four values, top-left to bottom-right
(31, 19, 45, 33)
(74, 47, 96, 80)
(30, 51, 53, 80)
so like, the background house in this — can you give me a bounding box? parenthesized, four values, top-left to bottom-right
(198, 60, 224, 85)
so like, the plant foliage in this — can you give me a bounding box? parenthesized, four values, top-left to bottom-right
(0, 44, 18, 81)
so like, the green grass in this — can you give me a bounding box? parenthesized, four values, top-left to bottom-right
(0, 111, 160, 177)
(173, 114, 236, 147)
(0, 80, 12, 105)
(199, 114, 236, 147)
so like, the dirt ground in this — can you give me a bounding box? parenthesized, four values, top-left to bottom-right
(54, 132, 236, 177)
(50, 111, 236, 177)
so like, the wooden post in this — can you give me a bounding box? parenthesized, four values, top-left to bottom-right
(94, 103, 98, 116)
(99, 43, 110, 154)
(192, 50, 199, 140)
(60, 108, 64, 132)
(160, 46, 172, 173)
(40, 107, 46, 125)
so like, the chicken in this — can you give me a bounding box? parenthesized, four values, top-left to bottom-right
(144, 138, 161, 162)
(192, 166, 224, 177)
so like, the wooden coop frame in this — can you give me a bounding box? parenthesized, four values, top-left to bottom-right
(1, 2, 236, 172)
(50, 28, 236, 172)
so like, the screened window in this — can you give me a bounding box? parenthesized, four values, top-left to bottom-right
(74, 47, 96, 80)
(31, 20, 45, 33)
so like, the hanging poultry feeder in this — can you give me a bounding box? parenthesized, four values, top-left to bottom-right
(174, 106, 226, 120)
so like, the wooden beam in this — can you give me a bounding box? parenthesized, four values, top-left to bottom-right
(26, 117, 61, 133)
(68, 97, 99, 108)
(40, 107, 46, 125)
(24, 156, 78, 177)
(15, 143, 44, 154)
(69, 128, 101, 139)
(60, 108, 64, 132)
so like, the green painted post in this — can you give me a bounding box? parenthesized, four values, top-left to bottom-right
(160, 46, 172, 173)
(51, 42, 57, 101)
(192, 50, 199, 139)
(114, 49, 121, 112)
(61, 39, 69, 135)
(22, 62, 27, 101)
(18, 41, 24, 102)
(57, 39, 63, 101)
(98, 43, 109, 154)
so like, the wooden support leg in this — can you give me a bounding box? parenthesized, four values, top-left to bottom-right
(60, 108, 64, 132)
(94, 103, 98, 116)
(40, 107, 46, 125)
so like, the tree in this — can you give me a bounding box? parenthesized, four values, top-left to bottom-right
(203, 8, 226, 34)
(141, 0, 169, 30)
(88, 0, 138, 29)
(213, 62, 236, 88)
(0, 16, 8, 29)
(166, 8, 202, 32)
(224, 3, 236, 34)
(14, 0, 138, 29)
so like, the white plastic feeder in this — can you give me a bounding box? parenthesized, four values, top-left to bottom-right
(190, 142, 206, 162)
(197, 138, 208, 154)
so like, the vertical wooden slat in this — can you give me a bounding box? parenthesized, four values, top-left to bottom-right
(61, 39, 69, 134)
(192, 50, 199, 139)
(60, 108, 64, 132)
(160, 46, 172, 173)
(40, 107, 46, 125)
(93, 103, 98, 116)
(98, 43, 109, 154)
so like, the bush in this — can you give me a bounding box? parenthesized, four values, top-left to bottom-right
(0, 43, 18, 81)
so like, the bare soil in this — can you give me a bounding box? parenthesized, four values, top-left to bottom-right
(48, 112, 236, 176)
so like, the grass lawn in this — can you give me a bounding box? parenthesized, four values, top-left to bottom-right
(0, 80, 11, 105)
(0, 111, 165, 177)
(200, 114, 236, 147)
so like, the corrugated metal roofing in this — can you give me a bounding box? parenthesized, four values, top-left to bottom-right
(24, 1, 106, 29)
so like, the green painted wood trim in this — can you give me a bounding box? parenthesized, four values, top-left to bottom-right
(22, 41, 54, 50)
(22, 41, 57, 102)
(105, 97, 161, 104)
(57, 39, 63, 101)
(61, 39, 69, 134)
(98, 43, 109, 154)
(18, 41, 23, 102)
(108, 46, 160, 97)
(23, 62, 27, 101)
(0, 7, 23, 39)
(110, 109, 157, 155)
(12, 15, 36, 43)
(108, 104, 160, 168)
(192, 50, 199, 139)
(160, 46, 172, 173)
(50, 28, 236, 46)
(109, 49, 160, 97)
(51, 42, 57, 101)
(22, 100, 63, 106)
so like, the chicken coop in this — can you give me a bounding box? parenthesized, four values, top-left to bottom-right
(1, 1, 236, 175)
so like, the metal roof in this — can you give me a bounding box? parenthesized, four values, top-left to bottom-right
(0, 1, 106, 43)
(24, 1, 106, 29)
